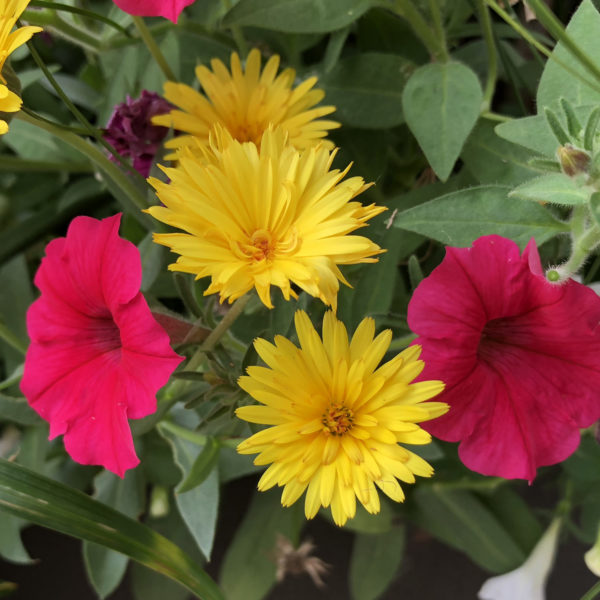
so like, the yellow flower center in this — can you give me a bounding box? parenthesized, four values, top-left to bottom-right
(238, 229, 275, 262)
(321, 402, 354, 436)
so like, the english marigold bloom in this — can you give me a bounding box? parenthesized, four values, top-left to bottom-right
(146, 127, 385, 309)
(112, 0, 195, 22)
(235, 311, 447, 527)
(104, 90, 172, 177)
(0, 83, 21, 133)
(407, 235, 600, 482)
(152, 48, 339, 158)
(0, 0, 42, 134)
(20, 214, 183, 477)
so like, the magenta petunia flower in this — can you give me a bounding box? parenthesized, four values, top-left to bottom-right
(407, 235, 600, 481)
(104, 91, 172, 178)
(21, 214, 183, 477)
(112, 0, 196, 23)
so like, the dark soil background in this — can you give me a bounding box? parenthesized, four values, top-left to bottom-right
(0, 475, 596, 599)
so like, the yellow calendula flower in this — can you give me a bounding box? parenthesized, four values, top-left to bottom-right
(0, 0, 42, 134)
(0, 83, 21, 133)
(236, 311, 448, 527)
(152, 48, 339, 158)
(146, 126, 385, 309)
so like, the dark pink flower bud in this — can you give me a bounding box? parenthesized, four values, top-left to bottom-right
(104, 90, 172, 178)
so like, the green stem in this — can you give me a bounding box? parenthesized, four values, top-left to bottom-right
(154, 294, 251, 418)
(481, 110, 512, 122)
(25, 35, 146, 184)
(526, 0, 600, 86)
(132, 16, 176, 81)
(549, 221, 600, 280)
(475, 0, 497, 110)
(22, 8, 101, 52)
(16, 111, 152, 228)
(394, 0, 446, 61)
(427, 0, 449, 62)
(580, 581, 600, 600)
(29, 1, 132, 37)
(571, 205, 588, 240)
(485, 0, 600, 96)
(187, 294, 251, 371)
(20, 106, 90, 135)
(0, 321, 27, 355)
(220, 0, 248, 57)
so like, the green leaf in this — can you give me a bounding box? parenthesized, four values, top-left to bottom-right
(410, 485, 525, 573)
(461, 120, 545, 186)
(160, 426, 219, 560)
(220, 490, 303, 600)
(0, 513, 32, 564)
(349, 527, 405, 600)
(563, 434, 600, 483)
(495, 115, 560, 158)
(402, 62, 483, 181)
(131, 561, 190, 600)
(139, 233, 165, 293)
(0, 256, 32, 371)
(537, 0, 600, 112)
(510, 173, 592, 206)
(83, 469, 145, 600)
(320, 500, 394, 534)
(218, 446, 263, 483)
(177, 437, 221, 494)
(483, 486, 543, 556)
(0, 394, 41, 426)
(495, 106, 598, 158)
(222, 0, 380, 33)
(319, 52, 414, 128)
(340, 224, 407, 330)
(357, 8, 428, 63)
(0, 458, 224, 600)
(393, 185, 569, 247)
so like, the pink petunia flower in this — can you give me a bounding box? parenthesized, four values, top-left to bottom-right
(21, 214, 183, 476)
(112, 0, 196, 23)
(407, 235, 600, 481)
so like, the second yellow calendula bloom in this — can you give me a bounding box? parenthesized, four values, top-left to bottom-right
(236, 311, 448, 527)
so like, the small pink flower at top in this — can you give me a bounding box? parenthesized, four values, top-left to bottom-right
(21, 214, 183, 477)
(104, 91, 172, 178)
(408, 234, 600, 482)
(112, 0, 196, 23)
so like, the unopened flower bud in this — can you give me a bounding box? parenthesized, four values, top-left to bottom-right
(104, 90, 172, 177)
(557, 144, 591, 177)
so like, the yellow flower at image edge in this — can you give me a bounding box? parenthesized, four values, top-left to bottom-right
(146, 127, 385, 309)
(152, 48, 339, 156)
(0, 1, 42, 75)
(235, 311, 448, 527)
(0, 83, 21, 133)
(0, 0, 42, 135)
